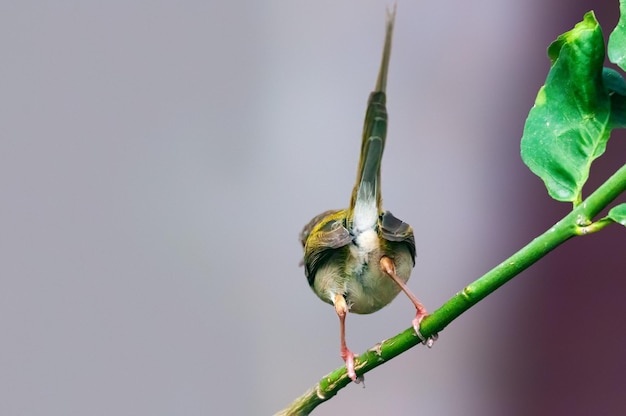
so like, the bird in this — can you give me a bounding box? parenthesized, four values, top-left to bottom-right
(299, 6, 431, 383)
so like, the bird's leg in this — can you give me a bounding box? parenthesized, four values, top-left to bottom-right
(333, 293, 362, 383)
(380, 256, 436, 347)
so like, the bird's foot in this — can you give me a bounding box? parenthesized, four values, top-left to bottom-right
(341, 348, 363, 384)
(412, 313, 438, 348)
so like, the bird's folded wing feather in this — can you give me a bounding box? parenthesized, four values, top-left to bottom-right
(303, 218, 353, 284)
(380, 210, 416, 264)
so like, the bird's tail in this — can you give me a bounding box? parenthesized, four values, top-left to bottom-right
(349, 6, 395, 231)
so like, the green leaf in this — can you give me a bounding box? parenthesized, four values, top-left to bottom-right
(608, 0, 626, 70)
(603, 67, 626, 96)
(603, 68, 626, 129)
(521, 12, 611, 203)
(608, 203, 626, 226)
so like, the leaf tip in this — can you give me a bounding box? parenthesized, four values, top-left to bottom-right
(548, 11, 601, 64)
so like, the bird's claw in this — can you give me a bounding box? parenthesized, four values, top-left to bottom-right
(412, 316, 438, 348)
(345, 352, 357, 382)
(342, 350, 364, 384)
(341, 350, 361, 384)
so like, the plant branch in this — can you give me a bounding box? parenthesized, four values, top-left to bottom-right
(275, 163, 626, 416)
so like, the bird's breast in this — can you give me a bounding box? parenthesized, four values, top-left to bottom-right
(349, 228, 379, 271)
(342, 228, 411, 314)
(308, 223, 413, 315)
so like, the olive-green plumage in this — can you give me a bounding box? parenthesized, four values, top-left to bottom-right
(299, 6, 426, 382)
(301, 7, 415, 314)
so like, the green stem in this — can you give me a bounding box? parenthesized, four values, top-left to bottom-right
(275, 163, 626, 416)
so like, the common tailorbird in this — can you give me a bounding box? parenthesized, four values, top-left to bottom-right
(300, 6, 432, 382)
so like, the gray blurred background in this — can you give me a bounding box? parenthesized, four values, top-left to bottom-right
(1, 1, 625, 415)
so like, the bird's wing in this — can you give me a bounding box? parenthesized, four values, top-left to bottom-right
(303, 216, 353, 285)
(380, 210, 416, 264)
(299, 209, 342, 248)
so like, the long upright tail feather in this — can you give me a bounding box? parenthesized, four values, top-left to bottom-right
(349, 6, 396, 231)
(375, 4, 396, 94)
